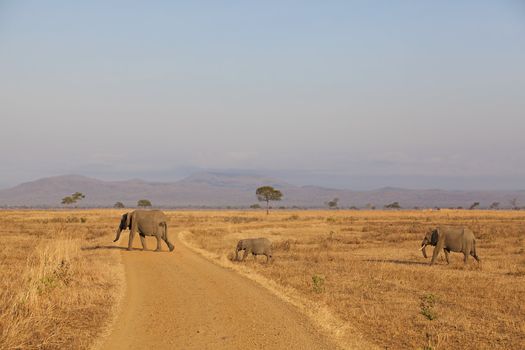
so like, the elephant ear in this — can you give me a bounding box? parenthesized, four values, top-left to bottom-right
(125, 213, 132, 228)
(430, 228, 439, 245)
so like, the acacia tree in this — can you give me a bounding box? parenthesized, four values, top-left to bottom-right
(325, 198, 339, 209)
(61, 196, 75, 206)
(384, 201, 401, 209)
(137, 199, 152, 208)
(489, 202, 500, 210)
(114, 201, 125, 209)
(469, 202, 480, 210)
(72, 192, 85, 201)
(61, 192, 85, 207)
(256, 186, 283, 215)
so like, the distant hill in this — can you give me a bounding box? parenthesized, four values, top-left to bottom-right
(0, 172, 524, 208)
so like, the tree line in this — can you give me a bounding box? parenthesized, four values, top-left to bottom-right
(60, 189, 521, 211)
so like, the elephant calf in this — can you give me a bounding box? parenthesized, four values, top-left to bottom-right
(420, 226, 480, 265)
(235, 238, 273, 262)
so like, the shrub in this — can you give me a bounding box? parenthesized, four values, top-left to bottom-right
(312, 274, 325, 293)
(420, 294, 437, 320)
(384, 202, 401, 209)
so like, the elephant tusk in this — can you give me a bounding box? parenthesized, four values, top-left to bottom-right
(419, 245, 426, 251)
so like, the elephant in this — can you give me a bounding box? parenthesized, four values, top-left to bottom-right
(235, 238, 273, 262)
(114, 210, 174, 252)
(420, 226, 480, 265)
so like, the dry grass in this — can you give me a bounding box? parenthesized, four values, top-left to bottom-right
(2, 209, 523, 349)
(0, 210, 124, 350)
(177, 209, 525, 350)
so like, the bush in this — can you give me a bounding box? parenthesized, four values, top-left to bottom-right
(384, 202, 401, 209)
(420, 294, 437, 320)
(312, 274, 325, 293)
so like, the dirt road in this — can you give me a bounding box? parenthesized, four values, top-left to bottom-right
(100, 236, 337, 350)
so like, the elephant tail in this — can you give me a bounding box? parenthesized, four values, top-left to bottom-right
(160, 221, 167, 239)
(162, 222, 174, 252)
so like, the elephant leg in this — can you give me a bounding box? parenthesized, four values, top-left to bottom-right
(430, 246, 441, 265)
(139, 234, 148, 251)
(163, 237, 174, 252)
(444, 249, 450, 264)
(265, 254, 270, 263)
(128, 230, 136, 251)
(430, 236, 445, 265)
(161, 223, 174, 252)
(242, 249, 250, 261)
(155, 235, 162, 252)
(463, 242, 472, 264)
(253, 253, 257, 262)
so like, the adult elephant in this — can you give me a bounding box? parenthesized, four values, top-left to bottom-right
(420, 226, 480, 265)
(114, 210, 174, 252)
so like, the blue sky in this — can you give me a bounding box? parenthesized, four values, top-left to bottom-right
(1, 1, 524, 189)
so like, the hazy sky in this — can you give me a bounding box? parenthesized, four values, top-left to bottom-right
(1, 1, 524, 189)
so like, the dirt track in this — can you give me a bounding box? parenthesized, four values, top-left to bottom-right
(100, 235, 337, 350)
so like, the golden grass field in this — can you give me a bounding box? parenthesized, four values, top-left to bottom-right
(178, 209, 525, 350)
(0, 210, 124, 350)
(1, 209, 524, 349)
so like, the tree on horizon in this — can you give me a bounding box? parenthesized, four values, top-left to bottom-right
(489, 202, 500, 210)
(325, 197, 339, 209)
(256, 186, 283, 215)
(61, 192, 85, 207)
(384, 202, 401, 209)
(137, 199, 152, 208)
(469, 202, 480, 210)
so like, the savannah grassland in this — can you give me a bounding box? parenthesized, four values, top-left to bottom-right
(0, 210, 124, 350)
(178, 209, 525, 350)
(0, 209, 524, 349)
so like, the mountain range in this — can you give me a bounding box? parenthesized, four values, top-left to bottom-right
(0, 173, 524, 209)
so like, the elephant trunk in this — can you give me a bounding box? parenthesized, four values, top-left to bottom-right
(235, 241, 243, 261)
(420, 241, 428, 258)
(113, 227, 122, 242)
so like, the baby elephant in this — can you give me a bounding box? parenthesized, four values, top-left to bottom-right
(235, 238, 273, 263)
(420, 226, 480, 266)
